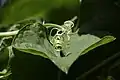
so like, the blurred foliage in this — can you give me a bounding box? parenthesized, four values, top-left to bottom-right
(0, 0, 80, 26)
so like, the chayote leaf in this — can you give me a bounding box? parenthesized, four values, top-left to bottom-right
(12, 22, 115, 73)
(12, 22, 52, 58)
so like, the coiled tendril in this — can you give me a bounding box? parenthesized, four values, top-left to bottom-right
(46, 16, 77, 57)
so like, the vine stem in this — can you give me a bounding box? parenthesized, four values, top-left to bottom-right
(0, 18, 76, 37)
(0, 30, 19, 37)
(0, 23, 62, 37)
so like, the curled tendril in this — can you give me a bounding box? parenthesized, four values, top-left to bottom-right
(46, 16, 77, 57)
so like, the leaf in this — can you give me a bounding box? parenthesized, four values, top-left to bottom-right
(0, 37, 12, 64)
(81, 36, 115, 55)
(0, 47, 12, 80)
(12, 22, 50, 58)
(12, 22, 115, 73)
(46, 34, 115, 73)
(0, 0, 79, 25)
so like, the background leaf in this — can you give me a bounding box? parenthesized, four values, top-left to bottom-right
(0, 37, 12, 71)
(0, 0, 80, 25)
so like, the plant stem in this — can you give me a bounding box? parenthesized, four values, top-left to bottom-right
(0, 23, 61, 37)
(43, 23, 62, 28)
(0, 30, 19, 37)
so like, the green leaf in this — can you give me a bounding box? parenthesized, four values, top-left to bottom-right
(81, 36, 116, 55)
(12, 22, 50, 58)
(12, 21, 115, 73)
(48, 34, 115, 73)
(0, 0, 79, 25)
(0, 37, 12, 65)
